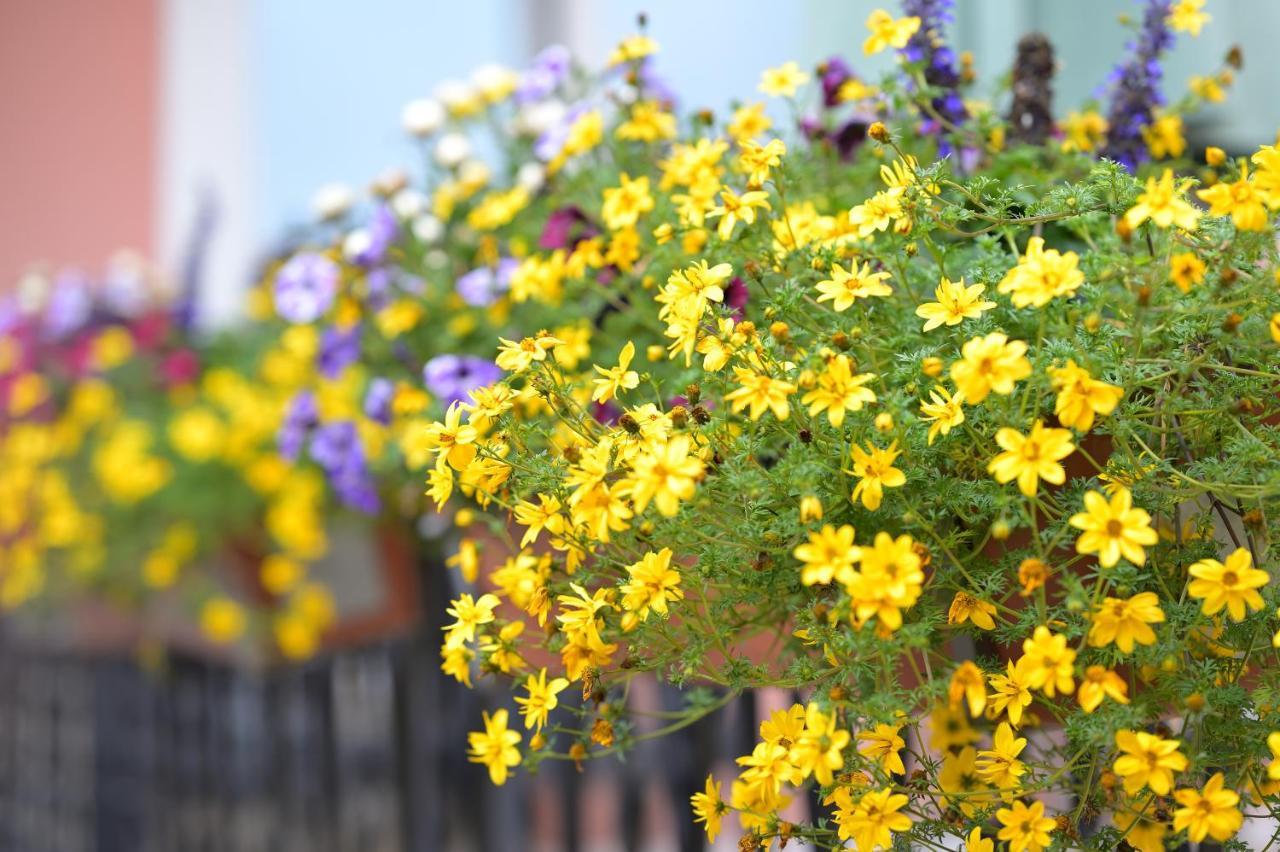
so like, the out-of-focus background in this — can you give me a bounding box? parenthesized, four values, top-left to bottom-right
(2, 2, 1279, 851)
(2, 0, 1278, 321)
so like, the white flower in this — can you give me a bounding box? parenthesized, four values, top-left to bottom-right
(470, 63, 516, 99)
(458, 159, 490, 187)
(342, 228, 372, 262)
(515, 162, 545, 192)
(312, 183, 355, 220)
(413, 215, 443, 243)
(392, 189, 428, 219)
(513, 99, 566, 137)
(370, 167, 408, 197)
(433, 133, 472, 168)
(401, 98, 445, 137)
(434, 79, 476, 112)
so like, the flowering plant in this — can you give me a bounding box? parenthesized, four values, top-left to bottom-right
(402, 3, 1280, 849)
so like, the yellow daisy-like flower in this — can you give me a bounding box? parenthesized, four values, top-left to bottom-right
(1196, 161, 1270, 231)
(1088, 592, 1165, 653)
(1173, 773, 1243, 843)
(996, 799, 1054, 852)
(1188, 546, 1269, 621)
(590, 341, 640, 404)
(800, 353, 876, 427)
(863, 9, 921, 55)
(514, 668, 570, 732)
(919, 384, 965, 445)
(794, 524, 859, 586)
(467, 708, 522, 785)
(1167, 0, 1210, 36)
(976, 722, 1027, 790)
(1124, 168, 1200, 231)
(619, 547, 684, 624)
(1169, 251, 1207, 292)
(1078, 665, 1128, 713)
(987, 420, 1075, 496)
(997, 236, 1085, 308)
(690, 775, 724, 842)
(916, 276, 996, 330)
(949, 332, 1031, 404)
(1068, 486, 1158, 568)
(758, 61, 809, 97)
(725, 367, 797, 421)
(1049, 359, 1124, 432)
(815, 261, 893, 311)
(1114, 729, 1187, 796)
(848, 440, 905, 511)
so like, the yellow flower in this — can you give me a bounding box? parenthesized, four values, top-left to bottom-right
(758, 61, 809, 97)
(1143, 114, 1187, 159)
(1078, 665, 1128, 713)
(1089, 592, 1165, 653)
(815, 261, 892, 311)
(833, 786, 912, 850)
(513, 493, 565, 547)
(948, 592, 997, 630)
(988, 421, 1075, 496)
(601, 173, 654, 231)
(443, 592, 500, 649)
(965, 825, 994, 852)
(794, 524, 859, 586)
(1251, 143, 1280, 207)
(738, 138, 786, 187)
(858, 723, 906, 775)
(949, 660, 988, 717)
(848, 440, 905, 511)
(845, 531, 923, 630)
(997, 236, 1085, 308)
(988, 658, 1035, 727)
(1172, 249, 1208, 291)
(495, 333, 564, 373)
(619, 547, 683, 624)
(690, 775, 725, 842)
(1049, 360, 1124, 432)
(1271, 312, 1280, 343)
(801, 354, 876, 427)
(916, 276, 996, 330)
(608, 34, 658, 65)
(515, 668, 570, 732)
(445, 538, 479, 582)
(1189, 74, 1226, 102)
(919, 385, 965, 445)
(949, 332, 1031, 404)
(849, 187, 906, 236)
(1196, 161, 1270, 231)
(1168, 0, 1210, 35)
(1113, 801, 1169, 852)
(1268, 732, 1280, 781)
(1188, 546, 1269, 621)
(1068, 486, 1158, 568)
(1114, 729, 1187, 795)
(1060, 110, 1108, 153)
(863, 9, 921, 55)
(626, 435, 703, 517)
(90, 326, 134, 369)
(200, 597, 246, 644)
(707, 187, 771, 240)
(1124, 168, 1200, 230)
(793, 703, 850, 785)
(976, 722, 1027, 790)
(996, 799, 1054, 852)
(169, 406, 226, 462)
(616, 101, 676, 142)
(725, 367, 796, 421)
(798, 494, 824, 523)
(1019, 625, 1075, 697)
(727, 102, 772, 142)
(1173, 773, 1243, 843)
(591, 341, 640, 403)
(424, 402, 478, 471)
(467, 708, 522, 785)
(261, 554, 305, 595)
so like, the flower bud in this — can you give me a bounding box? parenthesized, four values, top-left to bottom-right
(875, 412, 894, 432)
(868, 121, 890, 143)
(769, 321, 790, 342)
(799, 495, 823, 522)
(670, 405, 688, 428)
(921, 356, 943, 377)
(1205, 146, 1226, 166)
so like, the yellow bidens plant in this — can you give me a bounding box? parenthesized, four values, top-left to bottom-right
(246, 3, 1278, 848)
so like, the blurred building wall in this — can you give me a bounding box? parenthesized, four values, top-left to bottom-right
(0, 0, 159, 286)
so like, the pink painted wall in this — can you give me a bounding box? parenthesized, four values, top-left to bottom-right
(0, 0, 158, 289)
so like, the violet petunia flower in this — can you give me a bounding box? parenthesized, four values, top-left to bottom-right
(516, 44, 571, 104)
(311, 420, 381, 514)
(279, 391, 318, 461)
(273, 252, 339, 324)
(423, 354, 503, 407)
(43, 271, 92, 339)
(455, 258, 518, 307)
(363, 377, 395, 425)
(317, 323, 361, 379)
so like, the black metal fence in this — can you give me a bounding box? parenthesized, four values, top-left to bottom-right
(0, 564, 756, 852)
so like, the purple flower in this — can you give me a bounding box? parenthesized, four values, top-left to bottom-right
(455, 258, 517, 307)
(516, 44, 571, 103)
(819, 57, 854, 108)
(1101, 0, 1174, 169)
(273, 252, 339, 324)
(534, 102, 588, 162)
(347, 205, 398, 267)
(539, 205, 598, 251)
(317, 323, 361, 379)
(363, 377, 394, 425)
(279, 391, 318, 460)
(423, 354, 502, 407)
(43, 270, 92, 338)
(725, 276, 750, 318)
(899, 0, 969, 146)
(310, 420, 380, 514)
(634, 57, 677, 107)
